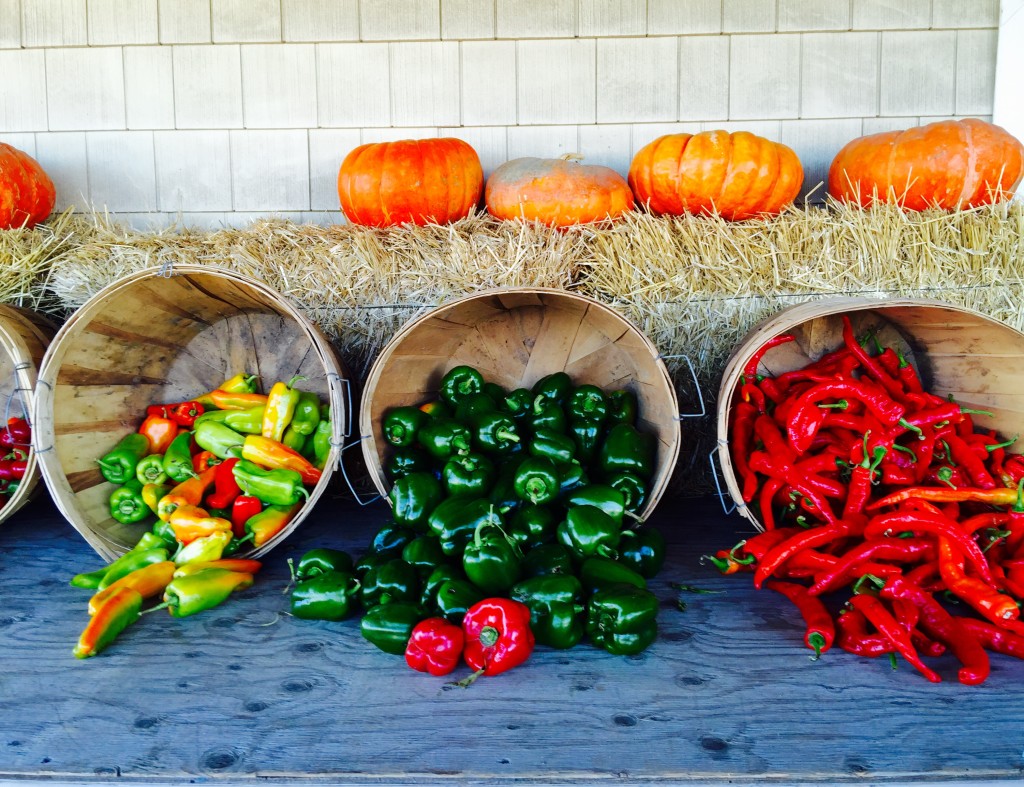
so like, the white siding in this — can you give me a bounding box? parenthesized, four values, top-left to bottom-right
(0, 50, 46, 131)
(46, 48, 125, 130)
(124, 46, 175, 129)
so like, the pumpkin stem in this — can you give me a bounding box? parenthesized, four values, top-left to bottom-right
(560, 153, 585, 163)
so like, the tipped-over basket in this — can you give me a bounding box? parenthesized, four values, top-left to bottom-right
(33, 265, 347, 561)
(359, 287, 680, 520)
(0, 304, 55, 526)
(716, 296, 1024, 531)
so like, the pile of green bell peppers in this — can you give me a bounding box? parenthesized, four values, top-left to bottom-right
(297, 365, 667, 659)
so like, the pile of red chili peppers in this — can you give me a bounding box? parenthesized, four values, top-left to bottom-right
(0, 416, 30, 508)
(714, 315, 1024, 685)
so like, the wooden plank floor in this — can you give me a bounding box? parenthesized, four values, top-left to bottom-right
(2, 488, 1024, 786)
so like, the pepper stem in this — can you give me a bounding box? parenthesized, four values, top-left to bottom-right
(141, 600, 171, 616)
(988, 434, 1019, 452)
(898, 418, 924, 439)
(494, 429, 520, 444)
(817, 399, 849, 410)
(807, 632, 826, 661)
(704, 555, 733, 573)
(452, 668, 485, 689)
(1015, 477, 1024, 515)
(282, 558, 296, 594)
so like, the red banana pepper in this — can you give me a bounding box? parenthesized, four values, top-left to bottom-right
(231, 495, 263, 538)
(405, 617, 465, 676)
(139, 415, 178, 455)
(205, 458, 242, 510)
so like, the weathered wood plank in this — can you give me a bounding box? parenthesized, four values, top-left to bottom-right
(0, 493, 1023, 784)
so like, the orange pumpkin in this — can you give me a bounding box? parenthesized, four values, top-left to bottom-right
(828, 118, 1024, 211)
(337, 138, 483, 227)
(484, 156, 634, 228)
(628, 131, 803, 221)
(0, 143, 55, 230)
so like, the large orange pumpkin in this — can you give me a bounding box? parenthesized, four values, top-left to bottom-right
(628, 131, 803, 221)
(0, 143, 55, 230)
(484, 156, 634, 227)
(828, 118, 1024, 211)
(337, 138, 483, 227)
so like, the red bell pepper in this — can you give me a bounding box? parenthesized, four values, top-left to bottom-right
(460, 598, 534, 683)
(405, 617, 465, 676)
(139, 415, 179, 455)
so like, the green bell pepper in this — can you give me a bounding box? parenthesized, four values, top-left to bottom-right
(109, 479, 151, 525)
(436, 579, 485, 625)
(488, 458, 524, 514)
(194, 420, 245, 460)
(608, 472, 647, 514)
(294, 548, 353, 581)
(454, 392, 499, 423)
(556, 506, 622, 560)
(607, 390, 638, 426)
(428, 496, 503, 556)
(418, 419, 473, 461)
(507, 504, 557, 550)
(513, 457, 560, 505)
(568, 384, 608, 423)
(528, 428, 575, 465)
(528, 395, 566, 433)
(600, 423, 655, 480)
(579, 556, 646, 596)
(359, 558, 420, 608)
(361, 602, 424, 655)
(291, 392, 322, 436)
(586, 586, 659, 655)
(462, 522, 522, 595)
(439, 365, 485, 406)
(521, 542, 576, 578)
(162, 431, 197, 484)
(354, 550, 394, 579)
(369, 522, 417, 556)
(388, 471, 443, 530)
(557, 461, 589, 497)
(532, 372, 572, 406)
(420, 563, 465, 613)
(483, 382, 506, 402)
(618, 527, 666, 579)
(470, 410, 521, 454)
(510, 575, 586, 649)
(565, 484, 627, 526)
(291, 570, 360, 620)
(569, 418, 602, 464)
(385, 447, 433, 479)
(502, 388, 533, 420)
(135, 454, 168, 485)
(97, 433, 150, 485)
(233, 460, 309, 506)
(383, 406, 428, 448)
(442, 452, 495, 498)
(401, 534, 446, 577)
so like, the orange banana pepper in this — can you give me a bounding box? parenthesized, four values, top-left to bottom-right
(88, 561, 176, 615)
(209, 390, 269, 411)
(242, 434, 322, 485)
(157, 466, 218, 521)
(169, 504, 232, 545)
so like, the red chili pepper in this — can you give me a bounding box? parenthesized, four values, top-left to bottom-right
(230, 495, 263, 538)
(748, 451, 839, 525)
(808, 538, 935, 596)
(786, 380, 905, 454)
(167, 401, 205, 428)
(765, 579, 835, 658)
(880, 576, 990, 686)
(835, 608, 895, 658)
(730, 402, 759, 502)
(894, 348, 924, 394)
(739, 382, 767, 414)
(753, 520, 855, 589)
(843, 434, 887, 518)
(935, 537, 1018, 624)
(405, 617, 465, 676)
(205, 457, 242, 510)
(889, 598, 946, 658)
(461, 598, 535, 683)
(840, 316, 905, 400)
(848, 594, 940, 683)
(945, 434, 996, 490)
(959, 617, 1024, 660)
(743, 334, 796, 382)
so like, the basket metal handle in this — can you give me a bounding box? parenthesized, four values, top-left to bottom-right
(337, 435, 383, 507)
(709, 443, 738, 516)
(659, 353, 706, 419)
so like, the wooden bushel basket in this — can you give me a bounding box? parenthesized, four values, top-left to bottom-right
(0, 304, 55, 526)
(716, 296, 1024, 532)
(359, 288, 681, 520)
(33, 265, 347, 561)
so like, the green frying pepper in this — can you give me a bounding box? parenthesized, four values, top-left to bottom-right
(97, 433, 150, 485)
(233, 460, 309, 506)
(162, 431, 197, 484)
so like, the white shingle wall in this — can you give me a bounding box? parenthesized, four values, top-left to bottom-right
(0, 0, 1000, 226)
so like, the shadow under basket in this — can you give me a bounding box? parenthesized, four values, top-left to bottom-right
(359, 287, 681, 521)
(716, 296, 1024, 532)
(0, 304, 55, 526)
(33, 265, 347, 561)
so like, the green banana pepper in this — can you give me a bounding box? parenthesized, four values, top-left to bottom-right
(401, 534, 446, 577)
(294, 548, 353, 581)
(162, 431, 197, 483)
(556, 506, 622, 560)
(369, 522, 417, 556)
(568, 384, 608, 423)
(507, 504, 557, 550)
(586, 586, 659, 655)
(361, 602, 424, 655)
(618, 527, 667, 579)
(510, 574, 586, 649)
(109, 479, 151, 524)
(225, 405, 267, 435)
(194, 420, 245, 460)
(569, 418, 602, 464)
(134, 529, 174, 553)
(312, 405, 333, 470)
(98, 547, 170, 590)
(428, 496, 503, 556)
(439, 365, 485, 406)
(291, 570, 360, 620)
(436, 579, 485, 625)
(513, 457, 560, 505)
(417, 419, 473, 460)
(160, 567, 253, 617)
(521, 542, 575, 578)
(528, 395, 566, 433)
(233, 460, 309, 506)
(462, 522, 522, 595)
(291, 392, 322, 436)
(98, 433, 150, 485)
(442, 452, 495, 498)
(383, 406, 428, 448)
(385, 447, 432, 479)
(389, 471, 443, 529)
(565, 484, 627, 526)
(607, 390, 638, 426)
(608, 472, 647, 514)
(135, 454, 168, 485)
(579, 556, 646, 596)
(281, 425, 307, 452)
(360, 558, 420, 607)
(528, 428, 575, 465)
(532, 372, 572, 406)
(600, 423, 656, 480)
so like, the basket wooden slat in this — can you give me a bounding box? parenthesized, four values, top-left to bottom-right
(716, 296, 1024, 531)
(360, 287, 681, 521)
(33, 265, 347, 562)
